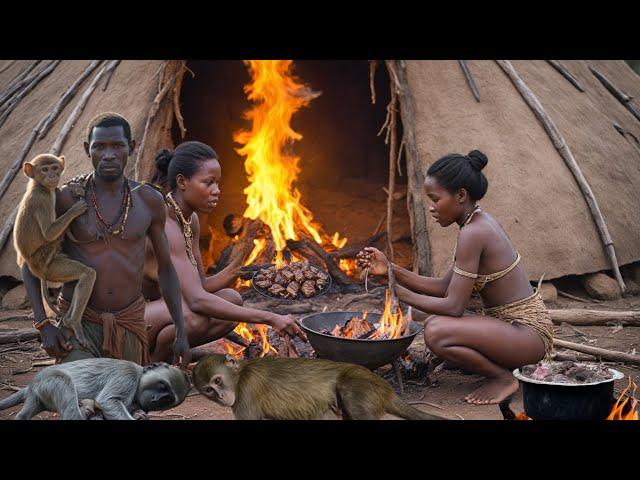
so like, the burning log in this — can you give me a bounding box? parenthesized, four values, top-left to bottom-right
(278, 334, 299, 358)
(223, 214, 245, 237)
(327, 232, 386, 260)
(287, 237, 352, 286)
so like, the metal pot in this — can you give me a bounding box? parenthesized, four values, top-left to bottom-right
(513, 366, 624, 420)
(300, 311, 421, 370)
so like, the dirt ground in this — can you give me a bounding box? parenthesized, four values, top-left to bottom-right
(1, 279, 639, 421)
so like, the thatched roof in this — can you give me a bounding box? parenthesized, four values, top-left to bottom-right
(0, 59, 638, 285)
(399, 60, 640, 281)
(0, 60, 177, 278)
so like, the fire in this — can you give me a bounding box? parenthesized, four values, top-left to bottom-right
(233, 60, 354, 276)
(331, 291, 408, 340)
(232, 322, 278, 358)
(224, 342, 246, 358)
(369, 289, 407, 340)
(607, 377, 639, 420)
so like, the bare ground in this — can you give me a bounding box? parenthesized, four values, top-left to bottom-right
(1, 284, 639, 421)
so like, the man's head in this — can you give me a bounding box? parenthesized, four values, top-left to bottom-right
(84, 112, 135, 181)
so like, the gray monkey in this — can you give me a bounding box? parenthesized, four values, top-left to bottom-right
(0, 358, 190, 420)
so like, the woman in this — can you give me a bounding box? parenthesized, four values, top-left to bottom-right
(144, 141, 306, 363)
(357, 150, 553, 405)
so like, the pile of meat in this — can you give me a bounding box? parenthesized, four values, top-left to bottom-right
(253, 262, 330, 299)
(521, 361, 613, 384)
(321, 315, 378, 340)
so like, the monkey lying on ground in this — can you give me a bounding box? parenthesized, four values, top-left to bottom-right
(194, 354, 448, 420)
(0, 358, 190, 420)
(13, 153, 95, 347)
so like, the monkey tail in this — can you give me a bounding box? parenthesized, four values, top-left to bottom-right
(0, 389, 27, 411)
(387, 396, 448, 420)
(40, 281, 60, 317)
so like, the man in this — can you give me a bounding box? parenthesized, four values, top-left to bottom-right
(23, 112, 190, 367)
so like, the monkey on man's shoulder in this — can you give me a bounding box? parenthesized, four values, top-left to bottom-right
(13, 153, 95, 347)
(194, 354, 449, 420)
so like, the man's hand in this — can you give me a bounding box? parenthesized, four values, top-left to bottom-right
(172, 330, 191, 369)
(221, 253, 244, 285)
(269, 314, 308, 342)
(40, 322, 72, 359)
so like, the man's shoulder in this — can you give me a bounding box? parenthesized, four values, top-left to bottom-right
(60, 173, 91, 199)
(132, 181, 166, 210)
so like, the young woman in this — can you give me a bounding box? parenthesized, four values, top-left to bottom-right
(357, 150, 553, 405)
(144, 141, 306, 362)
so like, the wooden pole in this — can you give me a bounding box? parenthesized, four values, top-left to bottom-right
(0, 60, 61, 128)
(385, 60, 399, 262)
(134, 61, 181, 181)
(549, 308, 640, 326)
(50, 61, 116, 156)
(553, 338, 640, 366)
(497, 60, 626, 293)
(547, 60, 585, 92)
(38, 60, 103, 139)
(458, 60, 480, 102)
(590, 66, 640, 122)
(392, 60, 432, 275)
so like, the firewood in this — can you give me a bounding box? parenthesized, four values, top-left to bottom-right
(327, 232, 386, 260)
(553, 339, 640, 366)
(548, 308, 640, 326)
(278, 335, 299, 358)
(497, 60, 625, 294)
(287, 237, 352, 286)
(223, 213, 245, 237)
(0, 328, 40, 345)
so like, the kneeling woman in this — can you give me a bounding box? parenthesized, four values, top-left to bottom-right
(144, 141, 306, 362)
(358, 150, 553, 405)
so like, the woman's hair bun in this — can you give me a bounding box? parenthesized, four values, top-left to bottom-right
(467, 150, 488, 171)
(154, 148, 173, 174)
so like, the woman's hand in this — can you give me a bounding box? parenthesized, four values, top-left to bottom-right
(356, 247, 389, 276)
(268, 313, 308, 342)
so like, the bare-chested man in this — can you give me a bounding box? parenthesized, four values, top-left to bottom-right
(22, 113, 190, 367)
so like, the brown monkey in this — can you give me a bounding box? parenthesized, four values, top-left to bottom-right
(194, 354, 448, 420)
(13, 153, 95, 347)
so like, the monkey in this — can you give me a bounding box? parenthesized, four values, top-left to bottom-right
(13, 153, 95, 347)
(0, 358, 190, 420)
(194, 354, 448, 420)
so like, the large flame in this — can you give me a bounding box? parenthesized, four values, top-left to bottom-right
(234, 60, 323, 252)
(233, 60, 352, 272)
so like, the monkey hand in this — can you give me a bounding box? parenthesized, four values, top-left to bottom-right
(68, 200, 88, 217)
(356, 247, 388, 276)
(173, 330, 191, 369)
(131, 409, 149, 420)
(40, 322, 73, 359)
(270, 314, 308, 342)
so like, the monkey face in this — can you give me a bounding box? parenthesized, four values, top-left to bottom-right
(24, 154, 65, 190)
(138, 363, 191, 412)
(202, 373, 236, 407)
